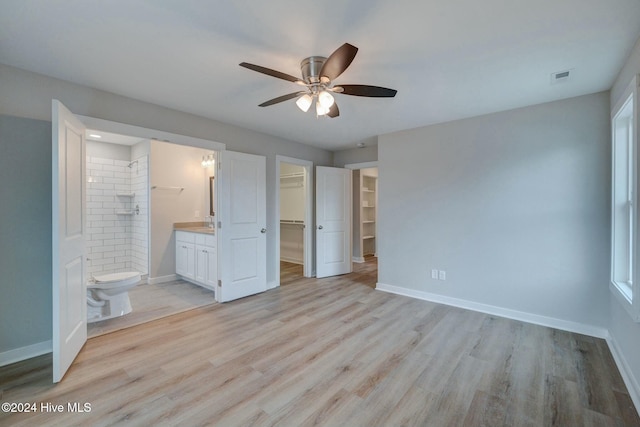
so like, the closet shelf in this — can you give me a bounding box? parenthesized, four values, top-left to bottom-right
(280, 219, 305, 224)
(361, 174, 377, 257)
(280, 173, 304, 179)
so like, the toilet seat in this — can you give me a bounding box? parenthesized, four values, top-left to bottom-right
(89, 271, 141, 289)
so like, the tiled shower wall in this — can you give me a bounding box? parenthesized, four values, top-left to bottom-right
(86, 155, 149, 279)
(130, 156, 148, 275)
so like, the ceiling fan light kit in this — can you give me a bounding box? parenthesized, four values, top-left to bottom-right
(240, 43, 397, 118)
(296, 94, 313, 112)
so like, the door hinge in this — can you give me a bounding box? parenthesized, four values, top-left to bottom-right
(218, 162, 221, 170)
(217, 221, 222, 229)
(218, 280, 222, 288)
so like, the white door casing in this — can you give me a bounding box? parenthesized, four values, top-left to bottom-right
(52, 100, 87, 382)
(217, 151, 267, 302)
(316, 166, 352, 278)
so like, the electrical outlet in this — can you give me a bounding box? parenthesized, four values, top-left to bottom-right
(438, 270, 446, 280)
(431, 269, 438, 279)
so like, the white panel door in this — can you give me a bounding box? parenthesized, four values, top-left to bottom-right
(217, 151, 267, 302)
(316, 166, 352, 278)
(52, 100, 87, 382)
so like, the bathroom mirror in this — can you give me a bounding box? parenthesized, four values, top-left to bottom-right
(209, 176, 215, 216)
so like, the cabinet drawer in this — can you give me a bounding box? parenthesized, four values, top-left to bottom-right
(195, 233, 216, 247)
(176, 231, 196, 243)
(205, 235, 216, 247)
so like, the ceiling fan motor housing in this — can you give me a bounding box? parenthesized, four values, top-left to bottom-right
(301, 56, 327, 84)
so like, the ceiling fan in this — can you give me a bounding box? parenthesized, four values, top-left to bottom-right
(239, 43, 397, 118)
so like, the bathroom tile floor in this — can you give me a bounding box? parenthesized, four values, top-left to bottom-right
(87, 279, 216, 337)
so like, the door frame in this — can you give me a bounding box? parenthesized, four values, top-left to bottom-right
(275, 155, 314, 282)
(78, 116, 226, 152)
(344, 161, 378, 170)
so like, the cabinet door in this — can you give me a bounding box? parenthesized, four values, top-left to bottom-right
(205, 245, 217, 289)
(176, 241, 187, 276)
(195, 245, 208, 284)
(176, 242, 195, 280)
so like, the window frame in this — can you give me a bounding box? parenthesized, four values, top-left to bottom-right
(611, 75, 640, 322)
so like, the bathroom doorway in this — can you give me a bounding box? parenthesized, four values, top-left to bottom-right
(83, 132, 220, 337)
(276, 156, 313, 286)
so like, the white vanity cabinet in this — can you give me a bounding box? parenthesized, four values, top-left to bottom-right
(176, 232, 195, 280)
(176, 230, 217, 291)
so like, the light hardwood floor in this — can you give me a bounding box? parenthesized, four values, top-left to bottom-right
(280, 261, 304, 286)
(1, 260, 638, 426)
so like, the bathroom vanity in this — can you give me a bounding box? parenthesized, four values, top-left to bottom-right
(175, 227, 217, 292)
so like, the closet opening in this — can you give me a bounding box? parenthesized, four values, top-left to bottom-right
(276, 156, 313, 286)
(346, 162, 378, 289)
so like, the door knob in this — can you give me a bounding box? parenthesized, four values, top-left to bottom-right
(261, 228, 267, 233)
(318, 225, 323, 230)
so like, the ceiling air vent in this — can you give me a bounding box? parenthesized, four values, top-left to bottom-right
(550, 69, 572, 84)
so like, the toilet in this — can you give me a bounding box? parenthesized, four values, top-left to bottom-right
(87, 271, 141, 323)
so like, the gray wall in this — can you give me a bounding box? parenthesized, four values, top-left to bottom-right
(332, 139, 378, 167)
(378, 92, 611, 329)
(0, 116, 52, 353)
(609, 36, 640, 405)
(0, 64, 332, 356)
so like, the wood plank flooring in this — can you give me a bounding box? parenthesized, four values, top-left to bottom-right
(1, 261, 638, 426)
(279, 261, 304, 286)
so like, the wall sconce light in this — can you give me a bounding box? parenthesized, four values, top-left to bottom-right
(201, 154, 215, 168)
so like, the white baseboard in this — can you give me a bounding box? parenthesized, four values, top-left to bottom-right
(606, 333, 640, 412)
(352, 257, 365, 263)
(0, 340, 52, 367)
(147, 274, 177, 285)
(281, 257, 303, 265)
(375, 282, 609, 338)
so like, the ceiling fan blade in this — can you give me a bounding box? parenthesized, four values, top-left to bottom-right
(240, 62, 304, 84)
(327, 102, 340, 118)
(336, 84, 397, 98)
(258, 91, 306, 107)
(319, 43, 358, 82)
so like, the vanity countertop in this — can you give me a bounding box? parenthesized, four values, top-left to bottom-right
(174, 222, 215, 235)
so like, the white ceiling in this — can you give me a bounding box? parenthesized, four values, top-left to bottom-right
(1, 1, 639, 151)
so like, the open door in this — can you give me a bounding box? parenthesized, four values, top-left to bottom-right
(52, 100, 87, 382)
(217, 151, 267, 302)
(316, 166, 352, 278)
